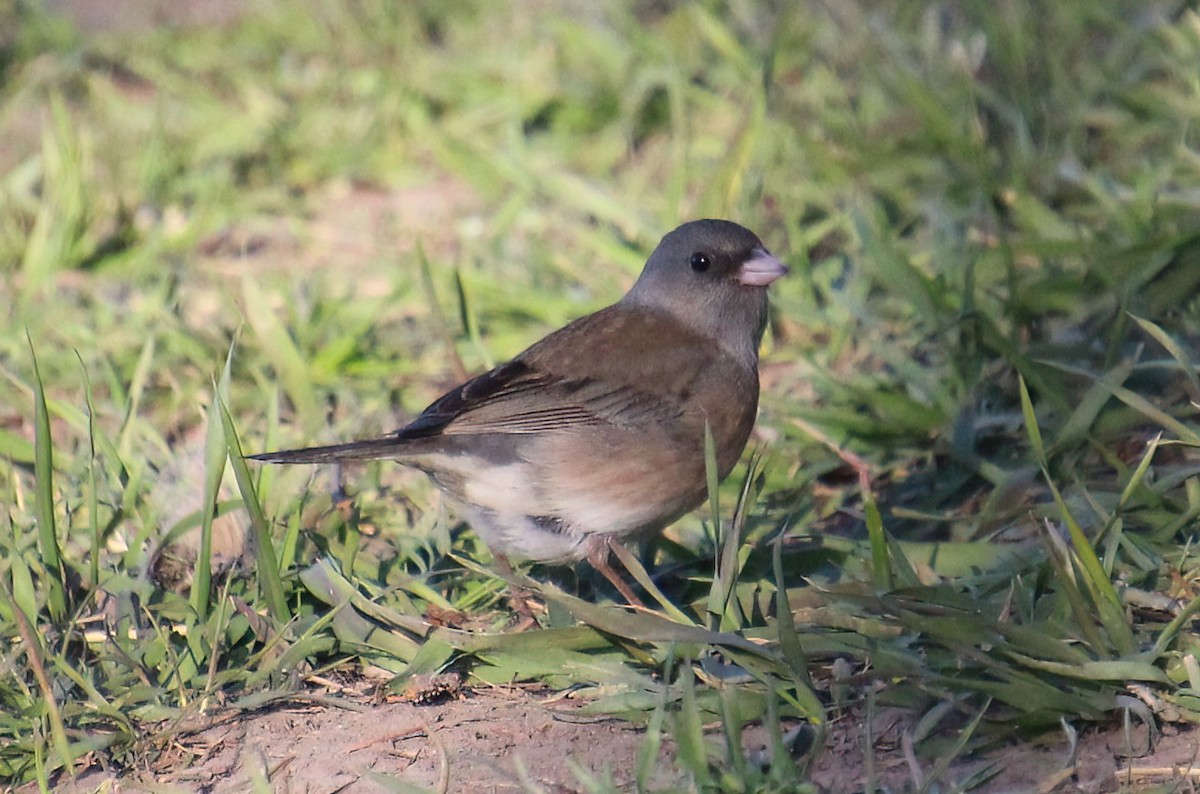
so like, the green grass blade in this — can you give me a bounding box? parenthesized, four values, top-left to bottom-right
(1130, 313, 1200, 395)
(718, 684, 747, 783)
(190, 381, 224, 622)
(116, 336, 156, 461)
(706, 430, 751, 632)
(636, 652, 673, 792)
(77, 355, 100, 589)
(1051, 358, 1134, 453)
(220, 395, 290, 624)
(8, 541, 39, 630)
(1017, 375, 1046, 464)
(1, 578, 73, 778)
(772, 531, 825, 720)
(1042, 362, 1200, 445)
(772, 531, 810, 685)
(920, 697, 992, 794)
(1152, 590, 1200, 658)
(1046, 482, 1135, 656)
(27, 336, 66, 623)
(522, 573, 773, 659)
(0, 426, 35, 462)
(1117, 432, 1160, 511)
(416, 241, 469, 382)
(673, 660, 712, 786)
(243, 277, 321, 430)
(1021, 376, 1135, 655)
(865, 489, 892, 592)
(702, 421, 733, 629)
(608, 542, 695, 625)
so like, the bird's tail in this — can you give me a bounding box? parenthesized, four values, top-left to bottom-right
(248, 436, 406, 464)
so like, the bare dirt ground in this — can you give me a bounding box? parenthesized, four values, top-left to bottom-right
(52, 681, 1200, 792)
(70, 684, 674, 793)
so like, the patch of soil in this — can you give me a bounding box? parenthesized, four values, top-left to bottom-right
(808, 703, 1200, 793)
(65, 685, 675, 793)
(53, 681, 1200, 793)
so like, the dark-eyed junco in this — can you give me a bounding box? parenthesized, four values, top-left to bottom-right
(251, 219, 787, 604)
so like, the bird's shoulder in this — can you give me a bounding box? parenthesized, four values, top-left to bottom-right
(522, 303, 728, 384)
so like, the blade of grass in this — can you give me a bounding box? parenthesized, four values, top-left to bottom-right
(718, 684, 748, 783)
(20, 93, 88, 288)
(190, 380, 224, 622)
(703, 422, 729, 629)
(608, 542, 695, 625)
(1117, 433, 1161, 512)
(416, 242, 469, 383)
(1152, 590, 1200, 658)
(1, 578, 72, 778)
(1042, 361, 1200, 445)
(116, 335, 155, 461)
(301, 558, 431, 636)
(636, 650, 672, 791)
(1020, 375, 1134, 655)
(7, 540, 39, 631)
(1051, 357, 1135, 454)
(242, 277, 321, 430)
(673, 659, 712, 787)
(919, 697, 992, 794)
(518, 572, 775, 659)
(1039, 519, 1110, 655)
(1130, 313, 1200, 396)
(201, 574, 235, 707)
(220, 395, 290, 624)
(771, 530, 825, 720)
(866, 489, 892, 592)
(453, 267, 493, 371)
(27, 335, 66, 623)
(77, 355, 100, 589)
(47, 653, 133, 730)
(0, 426, 35, 462)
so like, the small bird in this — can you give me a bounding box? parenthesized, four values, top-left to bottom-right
(251, 219, 787, 605)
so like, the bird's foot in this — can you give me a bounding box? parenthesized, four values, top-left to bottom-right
(505, 584, 545, 631)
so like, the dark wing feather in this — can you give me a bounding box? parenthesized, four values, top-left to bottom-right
(251, 304, 734, 464)
(395, 359, 547, 439)
(401, 359, 683, 438)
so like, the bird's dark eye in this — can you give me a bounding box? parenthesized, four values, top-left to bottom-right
(689, 252, 710, 272)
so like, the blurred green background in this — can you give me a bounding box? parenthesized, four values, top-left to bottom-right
(3, 0, 1200, 789)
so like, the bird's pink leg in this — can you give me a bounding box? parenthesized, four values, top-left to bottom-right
(586, 536, 645, 608)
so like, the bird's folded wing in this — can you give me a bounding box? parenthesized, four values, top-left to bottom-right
(399, 358, 683, 438)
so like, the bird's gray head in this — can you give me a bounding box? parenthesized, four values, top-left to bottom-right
(623, 219, 788, 364)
